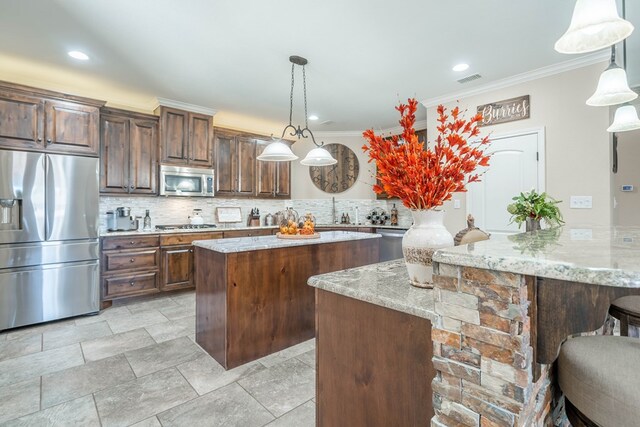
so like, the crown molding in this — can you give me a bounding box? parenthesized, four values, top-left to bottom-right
(153, 97, 217, 116)
(421, 50, 610, 108)
(312, 119, 428, 139)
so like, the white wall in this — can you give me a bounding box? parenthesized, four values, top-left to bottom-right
(426, 62, 612, 230)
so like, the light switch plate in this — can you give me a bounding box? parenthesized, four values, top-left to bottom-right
(454, 199, 461, 209)
(570, 196, 592, 209)
(570, 228, 593, 240)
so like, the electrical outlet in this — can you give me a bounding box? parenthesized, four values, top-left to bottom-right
(454, 199, 461, 209)
(570, 228, 593, 240)
(570, 196, 592, 209)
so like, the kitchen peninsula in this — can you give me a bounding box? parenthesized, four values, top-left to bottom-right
(194, 231, 380, 369)
(310, 227, 640, 427)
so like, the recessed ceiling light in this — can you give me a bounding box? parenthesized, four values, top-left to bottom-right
(452, 63, 469, 72)
(308, 115, 319, 121)
(68, 51, 89, 61)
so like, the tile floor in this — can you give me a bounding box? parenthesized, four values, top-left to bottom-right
(0, 291, 316, 426)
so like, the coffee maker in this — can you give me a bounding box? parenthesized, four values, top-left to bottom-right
(106, 207, 138, 231)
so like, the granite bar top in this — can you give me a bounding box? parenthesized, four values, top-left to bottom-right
(100, 225, 278, 237)
(193, 231, 381, 254)
(315, 224, 409, 230)
(307, 260, 435, 321)
(433, 226, 640, 288)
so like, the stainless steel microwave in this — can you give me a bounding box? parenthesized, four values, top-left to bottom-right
(159, 165, 215, 197)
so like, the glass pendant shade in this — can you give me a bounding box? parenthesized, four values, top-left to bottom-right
(586, 64, 638, 106)
(256, 141, 298, 162)
(555, 0, 634, 54)
(608, 104, 640, 132)
(300, 147, 337, 166)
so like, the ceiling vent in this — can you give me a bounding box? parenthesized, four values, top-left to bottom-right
(457, 74, 482, 84)
(320, 120, 334, 125)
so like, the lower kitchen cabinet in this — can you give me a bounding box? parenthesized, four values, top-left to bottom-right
(222, 228, 273, 238)
(101, 235, 161, 306)
(159, 232, 222, 291)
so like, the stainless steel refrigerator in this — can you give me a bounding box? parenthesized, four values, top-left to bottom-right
(0, 150, 99, 330)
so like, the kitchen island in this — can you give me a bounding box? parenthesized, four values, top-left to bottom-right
(193, 231, 380, 369)
(310, 227, 640, 427)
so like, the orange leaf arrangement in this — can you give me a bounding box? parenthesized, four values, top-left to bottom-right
(362, 98, 491, 210)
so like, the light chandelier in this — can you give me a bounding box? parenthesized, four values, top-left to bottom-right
(556, 0, 639, 133)
(554, 0, 634, 54)
(257, 56, 337, 166)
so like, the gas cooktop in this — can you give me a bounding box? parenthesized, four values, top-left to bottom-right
(155, 224, 218, 230)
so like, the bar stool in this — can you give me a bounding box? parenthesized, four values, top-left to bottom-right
(608, 295, 640, 337)
(558, 335, 640, 427)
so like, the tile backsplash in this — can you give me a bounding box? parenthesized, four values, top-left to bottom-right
(99, 196, 412, 231)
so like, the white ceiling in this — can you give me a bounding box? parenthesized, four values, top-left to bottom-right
(0, 0, 637, 131)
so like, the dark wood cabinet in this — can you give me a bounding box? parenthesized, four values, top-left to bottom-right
(0, 81, 104, 155)
(100, 108, 158, 195)
(0, 92, 44, 149)
(158, 232, 222, 291)
(158, 106, 213, 168)
(256, 140, 291, 199)
(44, 100, 100, 155)
(161, 245, 193, 290)
(101, 235, 160, 304)
(214, 130, 256, 197)
(215, 129, 291, 199)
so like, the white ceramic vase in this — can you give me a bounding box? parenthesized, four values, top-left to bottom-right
(402, 209, 454, 288)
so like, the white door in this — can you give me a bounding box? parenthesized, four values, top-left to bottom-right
(467, 131, 541, 234)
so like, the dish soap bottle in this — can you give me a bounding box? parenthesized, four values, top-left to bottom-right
(143, 209, 152, 231)
(390, 203, 398, 226)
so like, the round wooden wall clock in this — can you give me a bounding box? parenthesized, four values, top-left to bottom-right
(309, 143, 360, 193)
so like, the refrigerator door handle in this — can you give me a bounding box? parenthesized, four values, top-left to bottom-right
(44, 155, 53, 241)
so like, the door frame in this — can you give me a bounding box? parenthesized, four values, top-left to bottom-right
(466, 127, 546, 225)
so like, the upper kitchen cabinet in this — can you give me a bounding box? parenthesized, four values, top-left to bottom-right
(256, 139, 291, 198)
(100, 108, 158, 195)
(214, 129, 256, 197)
(157, 106, 213, 168)
(0, 81, 104, 156)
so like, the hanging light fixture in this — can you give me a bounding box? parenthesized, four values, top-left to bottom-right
(257, 56, 336, 166)
(608, 104, 640, 132)
(555, 0, 634, 54)
(586, 47, 638, 107)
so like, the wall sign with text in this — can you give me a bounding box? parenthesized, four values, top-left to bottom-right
(477, 95, 530, 127)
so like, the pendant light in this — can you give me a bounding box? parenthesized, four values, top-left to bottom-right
(586, 47, 638, 107)
(555, 0, 634, 54)
(608, 104, 640, 132)
(257, 56, 336, 166)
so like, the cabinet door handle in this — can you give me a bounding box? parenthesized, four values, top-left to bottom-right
(130, 241, 135, 245)
(189, 249, 194, 253)
(129, 281, 135, 286)
(46, 138, 52, 144)
(37, 137, 42, 142)
(129, 184, 135, 190)
(130, 258, 135, 263)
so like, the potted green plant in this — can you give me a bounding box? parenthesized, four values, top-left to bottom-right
(507, 190, 564, 231)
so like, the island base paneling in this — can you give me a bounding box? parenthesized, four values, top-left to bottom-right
(315, 288, 434, 427)
(195, 238, 379, 369)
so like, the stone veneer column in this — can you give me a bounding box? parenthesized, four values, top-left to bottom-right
(430, 262, 554, 427)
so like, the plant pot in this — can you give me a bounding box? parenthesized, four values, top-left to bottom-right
(526, 217, 541, 232)
(402, 209, 454, 288)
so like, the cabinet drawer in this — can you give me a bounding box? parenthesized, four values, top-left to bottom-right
(103, 249, 159, 272)
(160, 232, 223, 246)
(103, 272, 159, 299)
(223, 228, 273, 238)
(102, 235, 160, 251)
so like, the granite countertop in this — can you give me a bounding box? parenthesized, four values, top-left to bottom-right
(194, 231, 380, 253)
(433, 226, 640, 288)
(100, 225, 278, 237)
(315, 224, 409, 230)
(307, 260, 435, 321)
